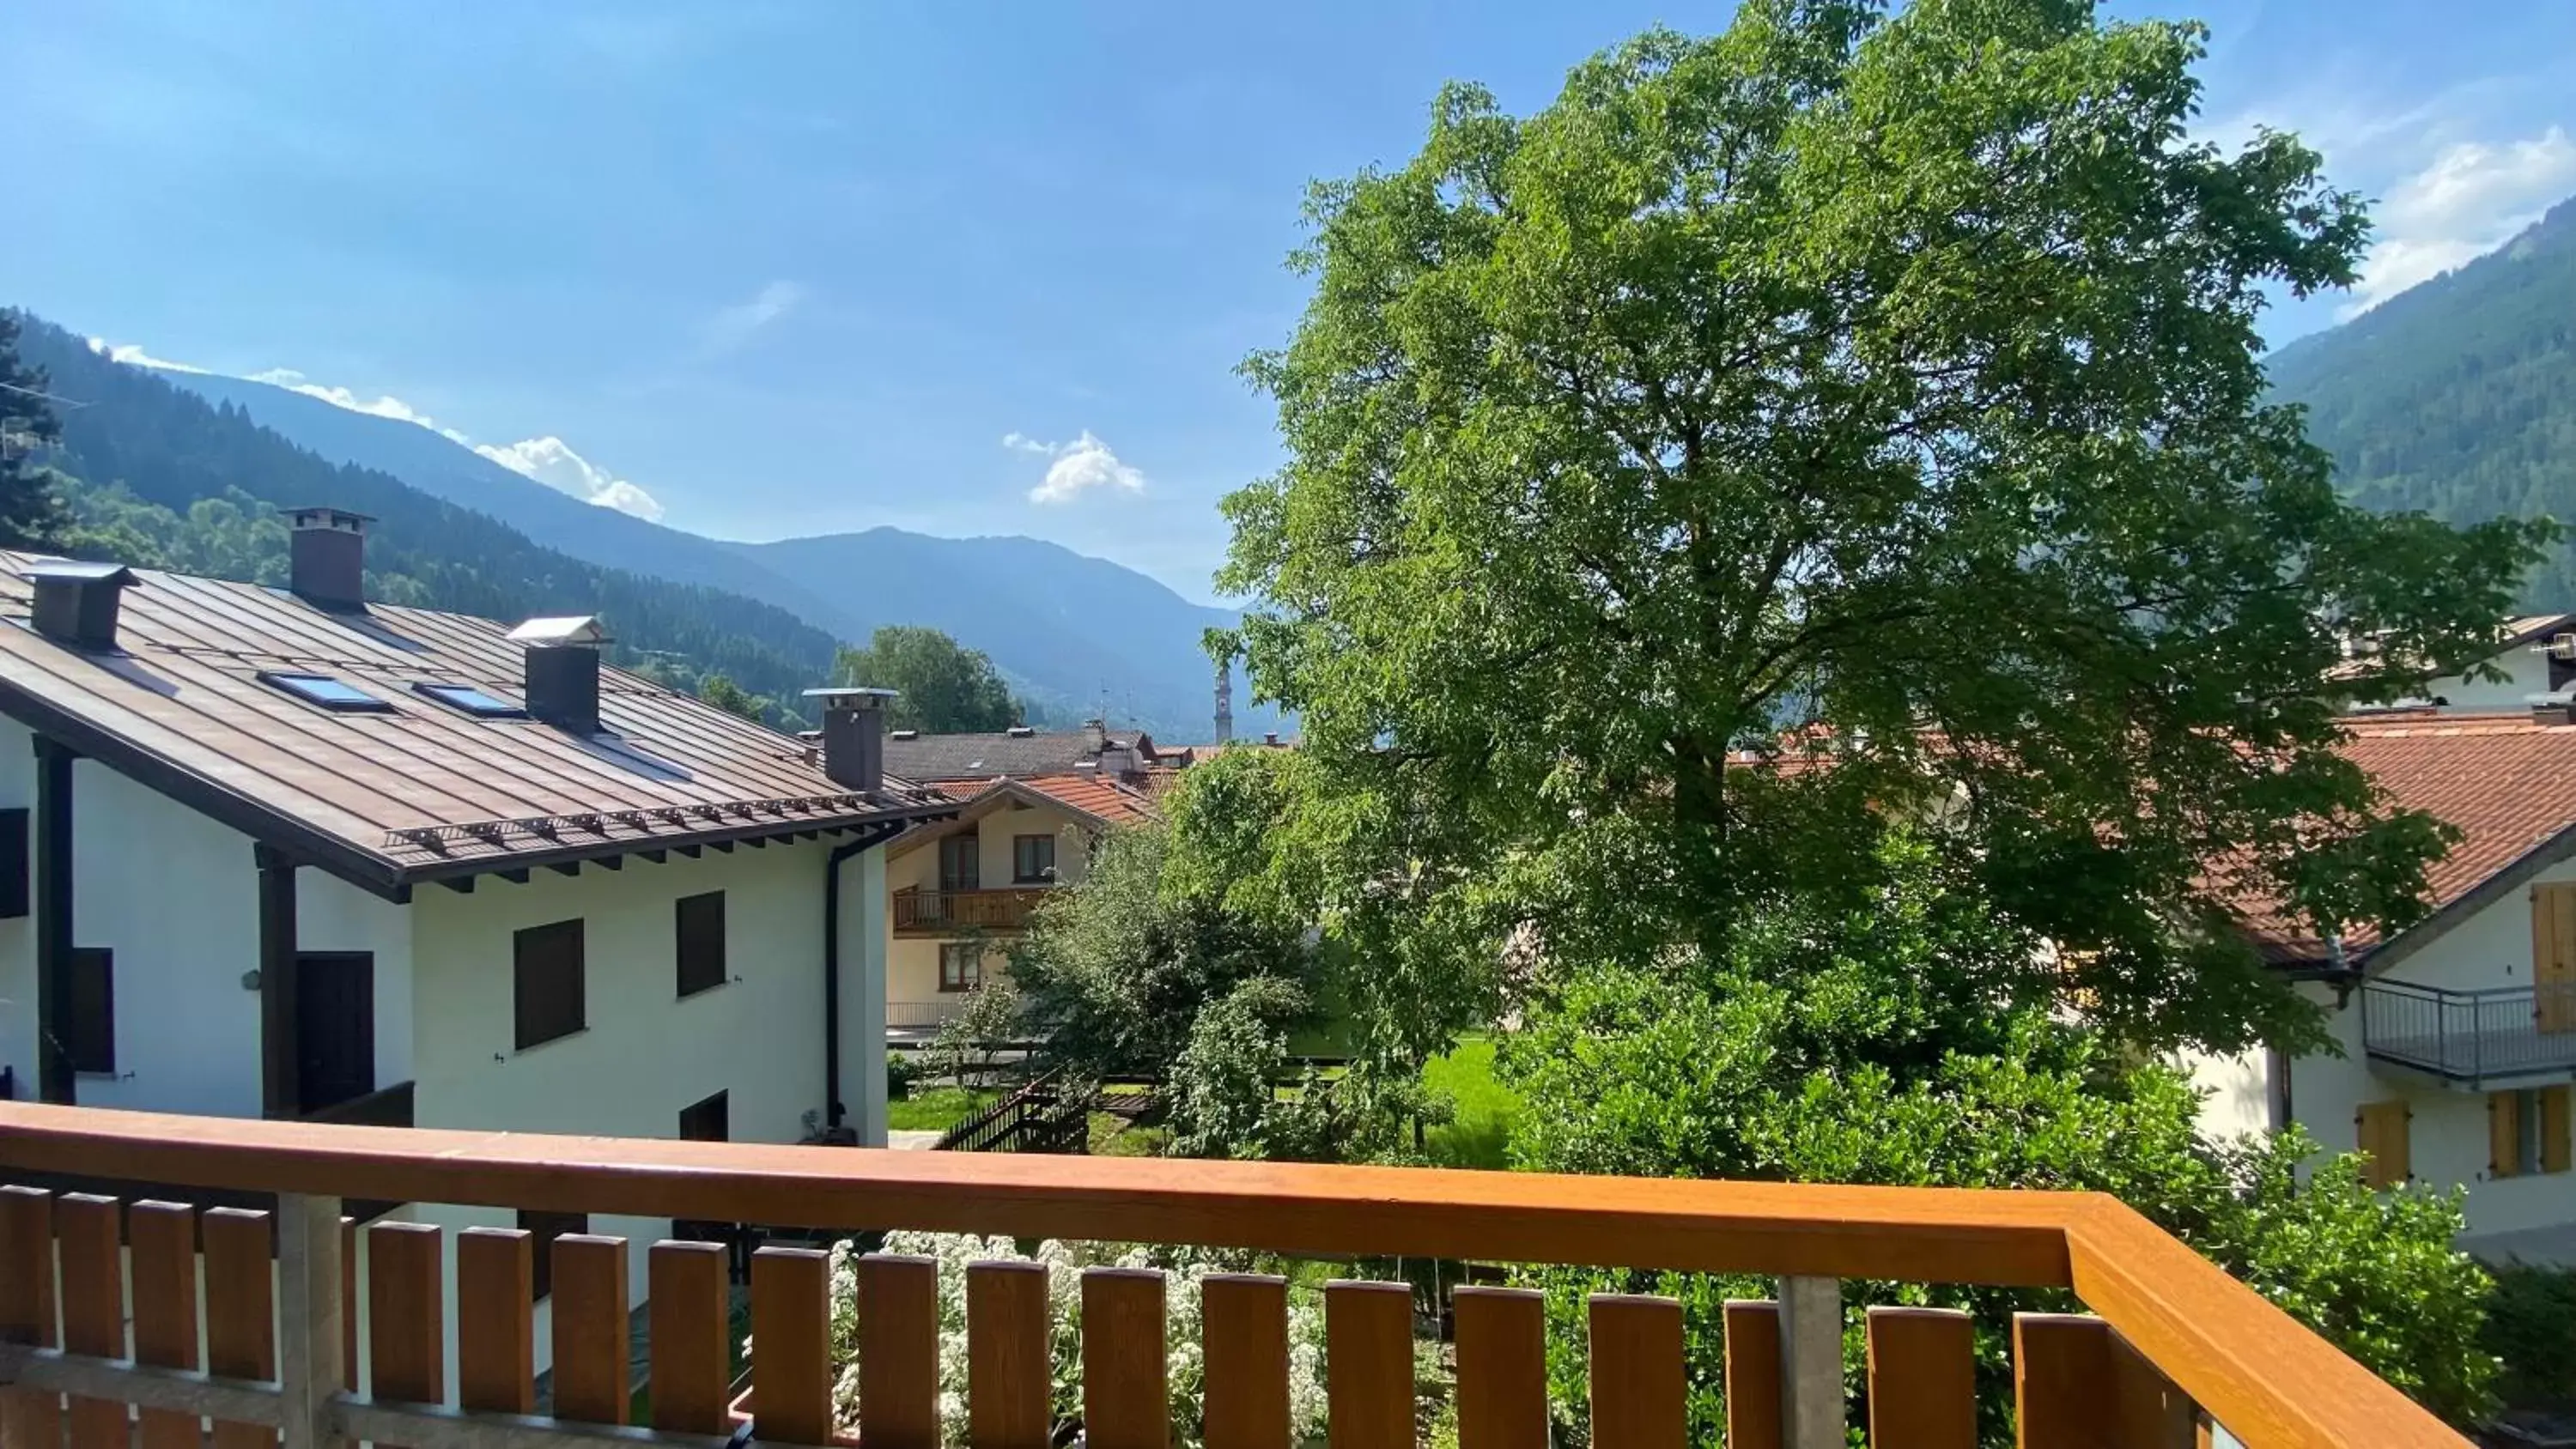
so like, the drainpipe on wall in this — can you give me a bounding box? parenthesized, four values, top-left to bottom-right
(32, 736, 75, 1105)
(256, 844, 301, 1118)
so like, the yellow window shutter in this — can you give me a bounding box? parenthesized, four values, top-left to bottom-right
(2358, 1100, 2410, 1188)
(2494, 1091, 2522, 1179)
(2547, 1088, 2572, 1174)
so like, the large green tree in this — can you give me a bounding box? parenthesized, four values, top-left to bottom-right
(1215, 0, 2552, 1056)
(0, 313, 68, 548)
(836, 625, 1021, 733)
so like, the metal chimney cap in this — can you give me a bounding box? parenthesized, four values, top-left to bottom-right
(506, 615, 611, 646)
(21, 561, 139, 586)
(287, 506, 374, 530)
(801, 686, 900, 702)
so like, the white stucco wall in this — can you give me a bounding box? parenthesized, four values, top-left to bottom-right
(2182, 1045, 2274, 1142)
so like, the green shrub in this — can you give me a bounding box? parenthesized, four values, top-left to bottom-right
(2486, 1261, 2576, 1410)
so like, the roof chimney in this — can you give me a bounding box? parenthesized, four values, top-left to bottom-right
(23, 561, 140, 650)
(1082, 718, 1108, 755)
(289, 507, 371, 611)
(507, 615, 610, 734)
(804, 688, 897, 795)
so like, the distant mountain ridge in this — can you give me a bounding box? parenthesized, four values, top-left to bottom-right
(159, 367, 1261, 738)
(2267, 195, 2576, 606)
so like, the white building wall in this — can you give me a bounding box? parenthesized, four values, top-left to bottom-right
(2422, 647, 2555, 713)
(2181, 1045, 2273, 1141)
(403, 834, 871, 1385)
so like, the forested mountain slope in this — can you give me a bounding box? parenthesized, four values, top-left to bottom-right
(2268, 197, 2576, 604)
(10, 313, 846, 724)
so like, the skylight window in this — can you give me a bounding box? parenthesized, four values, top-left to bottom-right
(259, 672, 393, 712)
(413, 682, 526, 718)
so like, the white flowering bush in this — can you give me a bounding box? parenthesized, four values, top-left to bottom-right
(820, 1232, 1334, 1448)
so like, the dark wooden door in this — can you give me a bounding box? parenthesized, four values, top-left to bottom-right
(295, 952, 376, 1114)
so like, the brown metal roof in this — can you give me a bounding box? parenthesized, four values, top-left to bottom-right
(0, 552, 954, 895)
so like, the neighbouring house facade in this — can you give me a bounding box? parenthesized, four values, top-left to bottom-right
(0, 512, 956, 1385)
(2192, 708, 2576, 1262)
(883, 772, 1157, 1028)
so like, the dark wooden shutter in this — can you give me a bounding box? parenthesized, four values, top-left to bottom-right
(679, 1089, 729, 1143)
(0, 808, 28, 919)
(675, 892, 726, 998)
(513, 919, 586, 1051)
(295, 953, 377, 1114)
(2547, 1087, 2573, 1175)
(64, 947, 113, 1074)
(517, 1209, 588, 1301)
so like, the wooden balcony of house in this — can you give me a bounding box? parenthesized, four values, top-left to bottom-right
(2365, 979, 2576, 1086)
(0, 1102, 2468, 1449)
(892, 883, 1051, 935)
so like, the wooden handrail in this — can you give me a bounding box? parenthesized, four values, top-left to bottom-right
(0, 1102, 2464, 1449)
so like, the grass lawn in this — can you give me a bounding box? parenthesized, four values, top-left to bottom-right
(1423, 1035, 1520, 1170)
(886, 1086, 999, 1133)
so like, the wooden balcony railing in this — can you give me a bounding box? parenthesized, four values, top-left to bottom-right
(0, 1102, 2466, 1449)
(893, 885, 1050, 934)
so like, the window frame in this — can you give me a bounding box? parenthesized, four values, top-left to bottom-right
(675, 890, 727, 999)
(1012, 833, 1056, 885)
(513, 919, 586, 1052)
(258, 671, 396, 713)
(64, 946, 114, 1075)
(939, 941, 984, 993)
(938, 834, 981, 892)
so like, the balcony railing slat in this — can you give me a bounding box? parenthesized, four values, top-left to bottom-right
(457, 1228, 536, 1416)
(0, 1185, 63, 1449)
(1720, 1300, 1783, 1449)
(2014, 1313, 2112, 1448)
(1200, 1273, 1291, 1449)
(131, 1201, 204, 1449)
(551, 1235, 630, 1426)
(58, 1192, 125, 1449)
(647, 1241, 730, 1435)
(1453, 1286, 1548, 1449)
(1325, 1280, 1415, 1449)
(968, 1260, 1053, 1449)
(857, 1253, 941, 1449)
(1864, 1306, 1977, 1449)
(1588, 1294, 1686, 1449)
(368, 1221, 446, 1410)
(202, 1206, 276, 1449)
(750, 1247, 833, 1446)
(1081, 1267, 1169, 1449)
(0, 1105, 2481, 1449)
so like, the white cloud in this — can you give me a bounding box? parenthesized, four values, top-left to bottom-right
(2344, 126, 2576, 315)
(702, 280, 805, 356)
(85, 337, 210, 373)
(473, 436, 665, 521)
(84, 338, 667, 521)
(1004, 430, 1147, 505)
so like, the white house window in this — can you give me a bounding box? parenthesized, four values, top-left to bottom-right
(939, 942, 983, 992)
(1013, 834, 1056, 884)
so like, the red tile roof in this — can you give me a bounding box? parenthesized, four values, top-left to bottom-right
(930, 773, 1159, 828)
(2239, 713, 2576, 963)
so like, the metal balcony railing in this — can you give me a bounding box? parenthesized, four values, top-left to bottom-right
(2362, 979, 2576, 1084)
(0, 1102, 2470, 1449)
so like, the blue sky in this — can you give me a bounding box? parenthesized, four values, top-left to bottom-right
(4, 2, 2573, 604)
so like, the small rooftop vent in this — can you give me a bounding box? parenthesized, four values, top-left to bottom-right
(510, 615, 611, 734)
(890, 728, 920, 741)
(802, 687, 899, 795)
(289, 507, 373, 611)
(1005, 724, 1036, 738)
(22, 561, 140, 651)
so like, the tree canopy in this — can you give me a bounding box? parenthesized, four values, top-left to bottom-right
(0, 313, 67, 548)
(836, 625, 1021, 733)
(1213, 0, 2552, 1054)
(696, 673, 773, 724)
